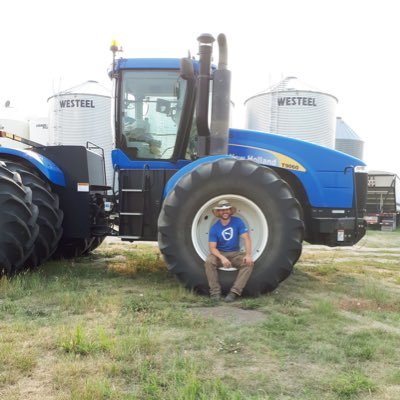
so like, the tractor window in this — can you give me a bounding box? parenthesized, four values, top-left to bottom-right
(119, 70, 187, 160)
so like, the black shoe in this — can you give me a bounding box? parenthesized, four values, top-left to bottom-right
(210, 293, 221, 301)
(224, 292, 238, 303)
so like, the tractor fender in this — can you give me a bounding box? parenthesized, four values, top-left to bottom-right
(0, 148, 65, 187)
(163, 154, 233, 199)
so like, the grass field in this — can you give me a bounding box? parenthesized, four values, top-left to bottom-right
(0, 229, 399, 399)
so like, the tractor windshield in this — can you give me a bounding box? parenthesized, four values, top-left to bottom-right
(118, 70, 187, 160)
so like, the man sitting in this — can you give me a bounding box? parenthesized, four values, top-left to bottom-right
(204, 199, 254, 302)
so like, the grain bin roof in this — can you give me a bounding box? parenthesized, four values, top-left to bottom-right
(246, 76, 338, 103)
(48, 80, 111, 100)
(336, 117, 363, 141)
(268, 76, 318, 92)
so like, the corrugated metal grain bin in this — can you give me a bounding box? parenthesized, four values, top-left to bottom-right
(335, 116, 364, 160)
(48, 81, 113, 185)
(244, 76, 338, 148)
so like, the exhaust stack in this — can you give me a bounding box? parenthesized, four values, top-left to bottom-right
(196, 33, 214, 157)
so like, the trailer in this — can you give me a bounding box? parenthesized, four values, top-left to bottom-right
(365, 171, 400, 230)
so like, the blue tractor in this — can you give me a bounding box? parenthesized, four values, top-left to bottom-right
(0, 34, 367, 295)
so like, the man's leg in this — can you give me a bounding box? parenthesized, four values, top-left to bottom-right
(204, 254, 221, 296)
(228, 252, 254, 296)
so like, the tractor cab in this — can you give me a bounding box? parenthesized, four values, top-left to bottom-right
(111, 33, 231, 167)
(113, 59, 198, 162)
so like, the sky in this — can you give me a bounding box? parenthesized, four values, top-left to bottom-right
(1, 0, 399, 176)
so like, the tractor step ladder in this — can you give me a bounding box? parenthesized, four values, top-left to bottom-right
(119, 168, 149, 240)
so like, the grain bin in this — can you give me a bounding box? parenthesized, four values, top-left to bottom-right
(0, 103, 29, 150)
(48, 80, 113, 185)
(335, 116, 364, 160)
(244, 77, 338, 148)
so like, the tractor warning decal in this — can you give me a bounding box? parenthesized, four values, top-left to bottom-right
(228, 144, 306, 172)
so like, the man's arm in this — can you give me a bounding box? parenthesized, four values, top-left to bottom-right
(208, 242, 232, 268)
(241, 232, 254, 266)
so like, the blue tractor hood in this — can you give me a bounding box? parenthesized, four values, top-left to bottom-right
(228, 128, 366, 173)
(227, 128, 366, 209)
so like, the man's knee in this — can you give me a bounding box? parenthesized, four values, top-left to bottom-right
(231, 252, 248, 269)
(205, 254, 219, 268)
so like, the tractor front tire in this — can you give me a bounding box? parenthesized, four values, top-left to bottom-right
(158, 158, 304, 296)
(0, 162, 39, 275)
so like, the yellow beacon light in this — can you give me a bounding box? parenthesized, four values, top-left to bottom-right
(110, 40, 119, 53)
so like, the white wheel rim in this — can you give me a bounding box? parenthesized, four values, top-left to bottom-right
(191, 194, 269, 262)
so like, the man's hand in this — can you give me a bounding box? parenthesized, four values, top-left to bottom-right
(243, 254, 254, 266)
(240, 232, 253, 266)
(220, 256, 232, 269)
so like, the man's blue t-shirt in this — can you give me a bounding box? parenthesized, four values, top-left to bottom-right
(208, 216, 248, 252)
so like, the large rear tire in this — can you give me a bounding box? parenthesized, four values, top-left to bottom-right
(158, 158, 304, 296)
(0, 162, 39, 275)
(4, 160, 64, 268)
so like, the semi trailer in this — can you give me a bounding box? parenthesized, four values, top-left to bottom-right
(365, 170, 400, 230)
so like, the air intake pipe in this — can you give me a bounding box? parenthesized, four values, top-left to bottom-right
(210, 33, 231, 155)
(195, 33, 231, 156)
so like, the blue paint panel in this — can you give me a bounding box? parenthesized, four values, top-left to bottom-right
(228, 128, 365, 208)
(116, 58, 181, 70)
(116, 58, 200, 72)
(0, 148, 66, 186)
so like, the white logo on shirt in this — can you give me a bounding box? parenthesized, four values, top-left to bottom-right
(222, 227, 233, 241)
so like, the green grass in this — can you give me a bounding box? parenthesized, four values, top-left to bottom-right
(0, 232, 399, 399)
(329, 370, 376, 399)
(59, 325, 112, 355)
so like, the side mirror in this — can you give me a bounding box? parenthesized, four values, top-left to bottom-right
(180, 57, 194, 80)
